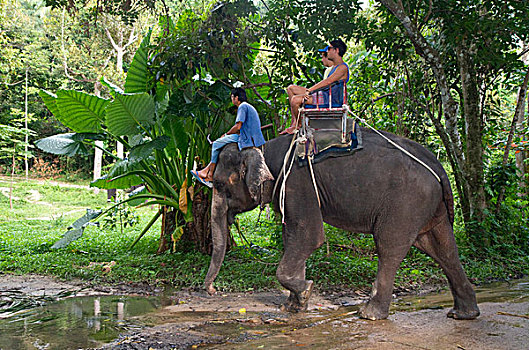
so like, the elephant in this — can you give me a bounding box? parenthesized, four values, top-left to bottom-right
(203, 126, 480, 320)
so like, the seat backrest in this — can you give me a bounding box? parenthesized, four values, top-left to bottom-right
(304, 80, 348, 109)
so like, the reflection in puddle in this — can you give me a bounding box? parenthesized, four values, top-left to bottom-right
(0, 295, 160, 350)
(0, 278, 527, 349)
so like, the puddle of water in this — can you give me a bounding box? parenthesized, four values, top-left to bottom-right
(0, 295, 160, 350)
(199, 278, 529, 349)
(0, 277, 527, 349)
(392, 276, 529, 313)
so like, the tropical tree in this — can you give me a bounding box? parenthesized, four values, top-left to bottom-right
(36, 1, 262, 253)
(344, 0, 529, 246)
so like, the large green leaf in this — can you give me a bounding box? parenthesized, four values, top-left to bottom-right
(124, 30, 151, 93)
(127, 185, 147, 206)
(39, 90, 61, 118)
(91, 158, 144, 189)
(162, 115, 188, 156)
(56, 90, 108, 133)
(128, 136, 170, 163)
(35, 133, 105, 156)
(91, 137, 168, 190)
(105, 93, 155, 136)
(51, 209, 102, 249)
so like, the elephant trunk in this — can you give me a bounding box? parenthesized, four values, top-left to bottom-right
(204, 188, 228, 295)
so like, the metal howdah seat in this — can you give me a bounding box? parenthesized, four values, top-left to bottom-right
(300, 80, 349, 144)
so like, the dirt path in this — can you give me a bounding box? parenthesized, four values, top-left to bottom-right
(0, 175, 90, 189)
(1, 274, 527, 350)
(0, 274, 159, 300)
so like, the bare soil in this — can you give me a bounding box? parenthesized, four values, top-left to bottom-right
(1, 274, 527, 350)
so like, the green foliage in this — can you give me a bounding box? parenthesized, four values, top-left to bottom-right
(35, 133, 105, 156)
(100, 204, 139, 231)
(51, 209, 101, 249)
(44, 0, 156, 25)
(55, 90, 108, 133)
(105, 93, 155, 136)
(37, 15, 246, 248)
(0, 123, 35, 163)
(124, 30, 152, 93)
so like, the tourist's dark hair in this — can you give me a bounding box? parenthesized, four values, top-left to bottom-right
(231, 87, 247, 102)
(330, 39, 347, 57)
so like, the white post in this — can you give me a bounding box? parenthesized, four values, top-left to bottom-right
(117, 141, 124, 159)
(24, 68, 28, 180)
(93, 141, 103, 194)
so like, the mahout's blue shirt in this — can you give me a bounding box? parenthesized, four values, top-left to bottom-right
(235, 102, 266, 150)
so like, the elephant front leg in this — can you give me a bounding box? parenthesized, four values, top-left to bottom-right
(276, 177, 325, 313)
(204, 189, 228, 295)
(277, 254, 315, 313)
(276, 223, 324, 312)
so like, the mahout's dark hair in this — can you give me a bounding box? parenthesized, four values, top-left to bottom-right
(231, 87, 247, 102)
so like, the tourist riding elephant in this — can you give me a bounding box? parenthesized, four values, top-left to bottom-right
(203, 126, 480, 320)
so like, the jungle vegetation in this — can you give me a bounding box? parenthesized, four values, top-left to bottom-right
(1, 0, 528, 288)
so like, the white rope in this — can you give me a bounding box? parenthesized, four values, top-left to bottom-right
(344, 106, 441, 183)
(307, 154, 321, 208)
(278, 132, 299, 223)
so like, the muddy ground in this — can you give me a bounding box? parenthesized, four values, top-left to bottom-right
(1, 274, 528, 349)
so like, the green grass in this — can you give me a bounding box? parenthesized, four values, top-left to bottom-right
(0, 176, 104, 222)
(0, 177, 527, 293)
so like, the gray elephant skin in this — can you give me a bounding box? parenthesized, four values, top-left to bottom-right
(203, 126, 480, 320)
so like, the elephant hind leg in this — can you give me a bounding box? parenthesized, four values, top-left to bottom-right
(414, 218, 480, 320)
(360, 231, 415, 320)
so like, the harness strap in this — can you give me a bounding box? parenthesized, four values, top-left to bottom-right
(344, 106, 441, 183)
(278, 132, 299, 223)
(307, 154, 321, 208)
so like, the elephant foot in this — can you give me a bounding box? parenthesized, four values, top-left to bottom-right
(447, 307, 480, 320)
(298, 280, 314, 306)
(359, 301, 389, 320)
(280, 293, 296, 312)
(205, 283, 217, 296)
(280, 280, 314, 313)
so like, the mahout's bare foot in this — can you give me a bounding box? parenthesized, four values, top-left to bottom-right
(197, 169, 208, 179)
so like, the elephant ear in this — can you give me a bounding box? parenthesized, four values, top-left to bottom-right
(241, 148, 274, 203)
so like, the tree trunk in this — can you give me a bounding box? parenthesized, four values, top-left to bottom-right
(105, 26, 136, 74)
(496, 66, 529, 210)
(93, 81, 103, 195)
(515, 83, 528, 198)
(182, 186, 217, 255)
(457, 42, 487, 228)
(157, 206, 176, 254)
(156, 187, 221, 255)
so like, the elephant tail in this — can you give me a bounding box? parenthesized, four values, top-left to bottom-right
(440, 171, 455, 225)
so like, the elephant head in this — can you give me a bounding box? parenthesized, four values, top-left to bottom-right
(204, 144, 274, 294)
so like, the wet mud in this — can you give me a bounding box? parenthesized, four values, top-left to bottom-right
(0, 274, 527, 350)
